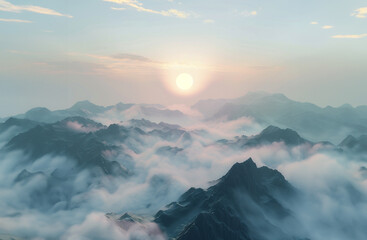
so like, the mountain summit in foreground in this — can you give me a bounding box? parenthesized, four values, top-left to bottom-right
(109, 158, 308, 240)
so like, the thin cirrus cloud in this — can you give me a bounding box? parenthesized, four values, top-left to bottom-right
(332, 33, 367, 39)
(111, 7, 126, 11)
(0, 18, 31, 23)
(64, 52, 162, 76)
(203, 19, 215, 24)
(322, 25, 333, 29)
(112, 53, 153, 63)
(351, 7, 367, 18)
(104, 0, 190, 18)
(310, 21, 318, 24)
(239, 10, 257, 16)
(0, 0, 72, 18)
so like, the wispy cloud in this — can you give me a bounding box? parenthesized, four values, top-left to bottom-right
(238, 10, 257, 17)
(203, 19, 214, 24)
(36, 60, 108, 75)
(112, 53, 153, 62)
(351, 7, 367, 18)
(0, 18, 31, 23)
(104, 0, 189, 18)
(322, 25, 333, 29)
(63, 52, 161, 77)
(111, 7, 126, 11)
(310, 21, 318, 25)
(332, 33, 367, 39)
(64, 51, 221, 80)
(0, 0, 72, 18)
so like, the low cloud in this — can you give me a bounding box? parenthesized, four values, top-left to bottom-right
(66, 121, 101, 133)
(1, 110, 367, 239)
(322, 25, 333, 29)
(278, 154, 367, 240)
(62, 212, 165, 240)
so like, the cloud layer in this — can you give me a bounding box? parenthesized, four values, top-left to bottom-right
(1, 108, 367, 239)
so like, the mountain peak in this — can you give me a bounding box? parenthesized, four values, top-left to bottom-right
(339, 103, 353, 109)
(339, 135, 357, 147)
(118, 212, 145, 223)
(260, 125, 282, 134)
(213, 157, 294, 198)
(260, 125, 300, 137)
(114, 102, 134, 111)
(25, 107, 51, 115)
(70, 100, 97, 109)
(236, 92, 290, 104)
(231, 158, 257, 171)
(339, 134, 367, 152)
(155, 158, 297, 240)
(243, 91, 271, 98)
(212, 158, 273, 196)
(219, 158, 256, 181)
(255, 125, 307, 146)
(68, 100, 106, 115)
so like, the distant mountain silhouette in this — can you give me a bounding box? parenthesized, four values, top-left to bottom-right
(192, 92, 367, 143)
(339, 135, 367, 153)
(218, 125, 311, 149)
(8, 100, 186, 124)
(5, 92, 367, 143)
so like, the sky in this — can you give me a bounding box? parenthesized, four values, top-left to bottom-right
(0, 0, 366, 117)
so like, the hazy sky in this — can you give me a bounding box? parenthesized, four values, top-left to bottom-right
(0, 0, 367, 117)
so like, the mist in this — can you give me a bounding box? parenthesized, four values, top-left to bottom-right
(0, 99, 366, 240)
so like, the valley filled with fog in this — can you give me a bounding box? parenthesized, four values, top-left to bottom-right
(0, 92, 367, 240)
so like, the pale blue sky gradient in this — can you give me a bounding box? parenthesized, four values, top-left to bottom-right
(0, 0, 366, 116)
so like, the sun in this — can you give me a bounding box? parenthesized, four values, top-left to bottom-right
(176, 73, 194, 90)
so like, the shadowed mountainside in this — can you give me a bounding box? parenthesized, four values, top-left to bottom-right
(153, 158, 308, 240)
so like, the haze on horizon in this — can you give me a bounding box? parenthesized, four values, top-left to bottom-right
(1, 0, 367, 117)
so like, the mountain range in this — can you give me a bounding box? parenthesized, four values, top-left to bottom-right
(193, 92, 367, 143)
(0, 92, 367, 239)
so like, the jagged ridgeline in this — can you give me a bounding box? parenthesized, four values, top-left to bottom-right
(1, 93, 367, 239)
(111, 158, 310, 240)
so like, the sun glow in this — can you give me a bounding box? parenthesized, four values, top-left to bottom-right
(161, 60, 212, 96)
(176, 73, 194, 90)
